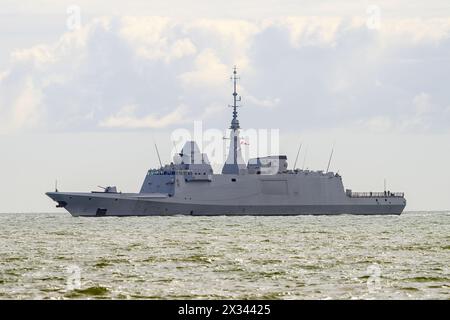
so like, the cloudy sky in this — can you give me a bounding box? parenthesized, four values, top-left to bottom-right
(1, 0, 449, 212)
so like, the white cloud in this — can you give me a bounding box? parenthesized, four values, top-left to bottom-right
(170, 38, 197, 60)
(1, 15, 450, 134)
(0, 74, 42, 133)
(119, 16, 197, 61)
(245, 94, 280, 108)
(99, 104, 189, 128)
(400, 92, 435, 131)
(359, 92, 448, 133)
(2, 78, 42, 133)
(413, 92, 433, 115)
(185, 19, 260, 67)
(11, 45, 57, 67)
(379, 18, 450, 44)
(202, 103, 226, 120)
(277, 16, 343, 48)
(178, 49, 229, 87)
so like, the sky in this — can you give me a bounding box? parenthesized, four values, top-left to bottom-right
(0, 0, 450, 212)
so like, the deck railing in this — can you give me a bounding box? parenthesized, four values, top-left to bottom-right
(347, 191, 404, 198)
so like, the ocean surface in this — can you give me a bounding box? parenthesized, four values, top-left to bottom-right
(0, 211, 448, 299)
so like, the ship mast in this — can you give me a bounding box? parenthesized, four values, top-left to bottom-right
(222, 66, 247, 175)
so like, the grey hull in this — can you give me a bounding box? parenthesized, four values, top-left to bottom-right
(46, 192, 405, 217)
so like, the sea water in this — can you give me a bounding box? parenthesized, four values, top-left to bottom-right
(0, 211, 448, 299)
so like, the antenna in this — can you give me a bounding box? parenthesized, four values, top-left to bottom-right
(326, 143, 335, 173)
(302, 146, 308, 170)
(154, 143, 163, 168)
(293, 143, 302, 170)
(55, 179, 58, 192)
(229, 65, 241, 131)
(384, 178, 387, 193)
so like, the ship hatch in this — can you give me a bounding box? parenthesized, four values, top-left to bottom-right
(96, 208, 107, 216)
(56, 201, 67, 208)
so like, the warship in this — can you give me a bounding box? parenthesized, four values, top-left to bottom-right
(46, 68, 406, 216)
